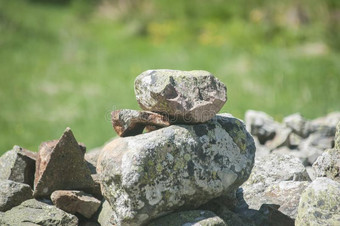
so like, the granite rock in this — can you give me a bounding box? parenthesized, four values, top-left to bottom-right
(0, 179, 33, 211)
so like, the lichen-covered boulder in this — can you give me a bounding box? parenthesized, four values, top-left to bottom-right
(240, 153, 310, 211)
(0, 179, 33, 211)
(97, 114, 255, 225)
(0, 199, 78, 225)
(134, 69, 227, 124)
(296, 177, 340, 226)
(148, 210, 226, 226)
(313, 148, 340, 183)
(0, 145, 36, 187)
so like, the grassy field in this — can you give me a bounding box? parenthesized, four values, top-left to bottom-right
(0, 0, 339, 154)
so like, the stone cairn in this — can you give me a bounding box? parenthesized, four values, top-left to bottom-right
(0, 69, 339, 226)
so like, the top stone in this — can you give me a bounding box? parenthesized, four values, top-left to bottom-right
(134, 69, 227, 124)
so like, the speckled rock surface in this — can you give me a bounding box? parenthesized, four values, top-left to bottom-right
(111, 109, 170, 137)
(240, 153, 310, 211)
(134, 69, 227, 124)
(296, 177, 340, 226)
(148, 210, 226, 226)
(97, 200, 116, 226)
(0, 199, 78, 225)
(263, 181, 310, 218)
(97, 114, 255, 225)
(34, 128, 95, 198)
(0, 179, 33, 211)
(0, 145, 36, 187)
(51, 190, 101, 219)
(313, 148, 340, 183)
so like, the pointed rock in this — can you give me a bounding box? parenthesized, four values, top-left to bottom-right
(51, 190, 101, 219)
(0, 145, 36, 187)
(33, 128, 95, 198)
(111, 109, 170, 137)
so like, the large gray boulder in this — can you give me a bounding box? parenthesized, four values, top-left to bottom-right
(240, 153, 310, 211)
(97, 114, 255, 225)
(0, 199, 78, 225)
(296, 177, 340, 226)
(134, 70, 227, 124)
(0, 145, 36, 187)
(0, 179, 33, 211)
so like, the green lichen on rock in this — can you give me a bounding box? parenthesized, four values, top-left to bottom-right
(97, 114, 255, 225)
(296, 177, 340, 226)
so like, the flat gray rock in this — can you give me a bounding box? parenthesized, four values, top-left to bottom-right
(0, 145, 36, 187)
(97, 114, 255, 225)
(296, 177, 340, 226)
(134, 69, 227, 124)
(0, 179, 33, 212)
(0, 199, 78, 225)
(97, 200, 115, 226)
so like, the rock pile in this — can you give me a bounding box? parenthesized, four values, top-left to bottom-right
(0, 69, 339, 226)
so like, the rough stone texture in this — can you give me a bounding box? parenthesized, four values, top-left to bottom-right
(112, 109, 170, 137)
(256, 204, 295, 226)
(296, 177, 340, 226)
(266, 127, 292, 150)
(97, 114, 255, 225)
(298, 127, 335, 165)
(0, 145, 36, 187)
(283, 113, 310, 138)
(97, 200, 116, 226)
(245, 110, 280, 144)
(51, 190, 101, 219)
(310, 112, 340, 131)
(305, 166, 317, 181)
(0, 179, 33, 211)
(85, 147, 101, 173)
(240, 153, 310, 211)
(263, 181, 310, 218)
(34, 128, 96, 198)
(313, 148, 340, 183)
(148, 210, 227, 226)
(0, 199, 78, 225)
(134, 69, 227, 124)
(335, 121, 340, 150)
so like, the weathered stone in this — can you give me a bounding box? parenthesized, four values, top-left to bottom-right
(0, 179, 33, 211)
(283, 113, 310, 138)
(263, 181, 310, 218)
(310, 112, 340, 131)
(51, 190, 101, 219)
(266, 127, 292, 151)
(97, 200, 116, 226)
(296, 177, 340, 226)
(0, 199, 78, 225)
(313, 148, 340, 183)
(97, 114, 255, 225)
(335, 121, 340, 150)
(257, 204, 295, 226)
(298, 127, 335, 165)
(134, 69, 227, 124)
(240, 153, 310, 211)
(34, 127, 95, 198)
(111, 109, 170, 137)
(149, 210, 227, 226)
(85, 147, 101, 172)
(245, 110, 280, 144)
(288, 132, 303, 149)
(305, 166, 317, 181)
(0, 145, 36, 187)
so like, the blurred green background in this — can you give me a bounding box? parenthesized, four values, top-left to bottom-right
(0, 0, 339, 154)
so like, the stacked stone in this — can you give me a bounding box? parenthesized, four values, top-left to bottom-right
(111, 69, 227, 136)
(99, 69, 257, 225)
